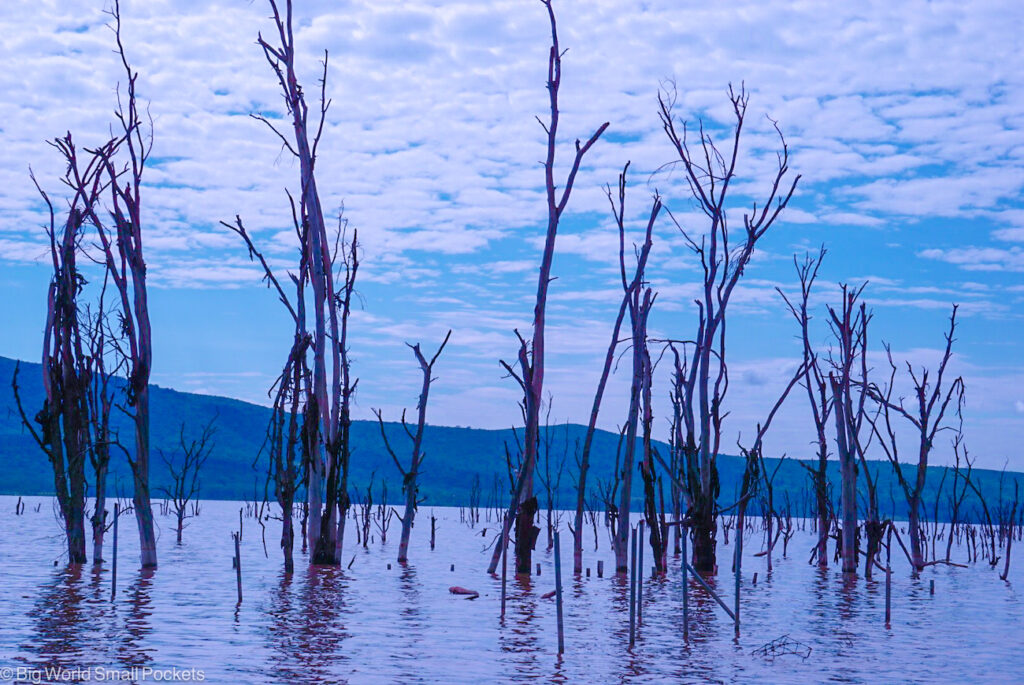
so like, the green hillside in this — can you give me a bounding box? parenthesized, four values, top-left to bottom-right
(1, 355, 1017, 522)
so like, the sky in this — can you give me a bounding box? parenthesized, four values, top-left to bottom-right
(1, 0, 1023, 470)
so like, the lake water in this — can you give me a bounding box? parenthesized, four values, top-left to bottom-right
(0, 496, 1020, 683)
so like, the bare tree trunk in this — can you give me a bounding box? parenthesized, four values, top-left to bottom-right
(833, 378, 858, 576)
(572, 297, 626, 574)
(282, 504, 295, 573)
(608, 165, 660, 575)
(499, 0, 607, 577)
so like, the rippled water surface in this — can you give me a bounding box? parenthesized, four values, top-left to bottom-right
(1, 497, 1021, 683)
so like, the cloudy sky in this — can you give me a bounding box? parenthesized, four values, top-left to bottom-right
(2, 0, 1023, 469)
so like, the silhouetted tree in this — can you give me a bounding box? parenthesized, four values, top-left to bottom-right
(375, 331, 451, 563)
(160, 420, 215, 544)
(493, 0, 608, 576)
(658, 83, 800, 572)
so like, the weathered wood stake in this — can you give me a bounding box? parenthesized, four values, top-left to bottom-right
(629, 527, 637, 648)
(554, 531, 564, 654)
(233, 531, 242, 604)
(682, 524, 688, 642)
(597, 560, 604, 578)
(111, 503, 119, 601)
(637, 521, 644, 626)
(735, 520, 742, 635)
(501, 515, 508, 619)
(885, 564, 892, 625)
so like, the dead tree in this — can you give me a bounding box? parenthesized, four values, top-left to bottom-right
(946, 435, 973, 563)
(374, 331, 451, 564)
(538, 414, 569, 552)
(83, 280, 123, 566)
(10, 145, 109, 563)
(1000, 480, 1018, 581)
(159, 420, 215, 544)
(225, 206, 312, 573)
(493, 0, 608, 576)
(867, 306, 964, 572)
(658, 83, 800, 572)
(736, 359, 806, 574)
(607, 164, 662, 574)
(827, 285, 871, 577)
(254, 0, 360, 565)
(777, 248, 833, 568)
(570, 164, 652, 575)
(79, 2, 158, 567)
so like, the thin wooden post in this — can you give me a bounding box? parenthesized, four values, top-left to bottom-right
(886, 523, 892, 626)
(637, 520, 645, 626)
(629, 526, 637, 648)
(431, 515, 436, 550)
(554, 531, 564, 654)
(734, 520, 742, 635)
(111, 503, 119, 601)
(682, 524, 688, 642)
(885, 565, 892, 625)
(233, 532, 242, 604)
(597, 560, 604, 578)
(501, 515, 508, 619)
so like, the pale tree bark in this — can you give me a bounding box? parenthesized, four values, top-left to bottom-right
(375, 331, 451, 564)
(658, 84, 800, 573)
(496, 0, 608, 577)
(867, 306, 964, 573)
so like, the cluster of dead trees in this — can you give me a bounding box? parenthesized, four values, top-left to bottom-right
(491, 0, 804, 580)
(490, 1, 1016, 586)
(15, 1, 217, 570)
(17, 0, 1020, 587)
(13, 1, 159, 568)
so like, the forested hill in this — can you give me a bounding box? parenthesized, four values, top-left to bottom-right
(0, 355, 1018, 521)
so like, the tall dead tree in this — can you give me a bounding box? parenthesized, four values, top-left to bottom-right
(254, 0, 360, 565)
(606, 164, 662, 574)
(375, 331, 451, 564)
(225, 212, 312, 574)
(867, 306, 964, 572)
(69, 2, 161, 568)
(493, 0, 608, 576)
(569, 168, 652, 575)
(659, 84, 800, 573)
(777, 249, 834, 568)
(827, 285, 871, 577)
(11, 142, 110, 564)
